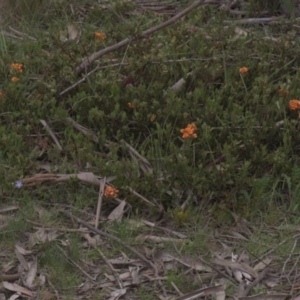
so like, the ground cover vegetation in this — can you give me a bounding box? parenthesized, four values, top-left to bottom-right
(1, 0, 300, 299)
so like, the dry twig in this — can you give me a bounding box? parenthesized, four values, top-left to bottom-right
(59, 62, 127, 96)
(96, 248, 124, 289)
(56, 245, 96, 281)
(40, 119, 62, 151)
(76, 0, 205, 74)
(95, 178, 106, 229)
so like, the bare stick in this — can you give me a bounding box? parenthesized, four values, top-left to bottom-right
(127, 186, 156, 208)
(224, 16, 284, 25)
(282, 239, 297, 274)
(40, 119, 62, 151)
(0, 274, 19, 281)
(76, 0, 205, 74)
(9, 26, 36, 41)
(59, 62, 127, 96)
(56, 244, 96, 281)
(95, 177, 106, 229)
(96, 247, 124, 289)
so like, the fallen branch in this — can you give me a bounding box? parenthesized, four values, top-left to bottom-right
(59, 62, 127, 96)
(56, 244, 96, 281)
(96, 247, 124, 289)
(76, 0, 205, 74)
(0, 274, 19, 281)
(224, 16, 284, 25)
(95, 177, 106, 229)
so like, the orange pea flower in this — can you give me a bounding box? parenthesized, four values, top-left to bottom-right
(128, 102, 140, 109)
(128, 102, 135, 109)
(278, 87, 288, 97)
(11, 77, 20, 82)
(104, 186, 119, 198)
(150, 114, 156, 122)
(11, 63, 23, 73)
(180, 123, 197, 139)
(239, 67, 249, 74)
(95, 32, 105, 40)
(289, 99, 300, 110)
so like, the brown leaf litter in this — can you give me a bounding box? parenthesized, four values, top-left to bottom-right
(1, 198, 299, 299)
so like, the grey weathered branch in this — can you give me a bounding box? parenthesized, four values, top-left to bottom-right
(76, 0, 206, 74)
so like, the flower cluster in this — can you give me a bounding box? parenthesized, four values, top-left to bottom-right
(239, 67, 249, 74)
(278, 87, 288, 98)
(150, 114, 156, 122)
(10, 63, 24, 82)
(289, 99, 300, 111)
(11, 63, 23, 73)
(128, 102, 140, 109)
(95, 32, 105, 40)
(11, 77, 20, 83)
(0, 62, 24, 96)
(180, 123, 197, 139)
(104, 185, 119, 198)
(128, 102, 135, 109)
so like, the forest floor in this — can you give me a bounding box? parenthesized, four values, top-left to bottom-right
(1, 0, 300, 299)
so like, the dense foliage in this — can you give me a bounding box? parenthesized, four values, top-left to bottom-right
(1, 0, 300, 219)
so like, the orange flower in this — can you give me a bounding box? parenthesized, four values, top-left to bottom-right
(128, 102, 139, 109)
(239, 67, 249, 74)
(278, 87, 288, 97)
(128, 102, 135, 109)
(95, 32, 105, 40)
(150, 114, 156, 122)
(289, 99, 300, 110)
(11, 77, 20, 82)
(104, 186, 119, 198)
(180, 123, 197, 139)
(11, 63, 23, 73)
(0, 91, 2, 98)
